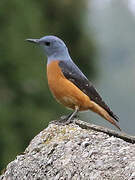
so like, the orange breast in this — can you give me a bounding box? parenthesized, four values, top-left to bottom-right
(47, 60, 92, 111)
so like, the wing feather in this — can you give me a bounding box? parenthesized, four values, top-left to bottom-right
(59, 60, 119, 122)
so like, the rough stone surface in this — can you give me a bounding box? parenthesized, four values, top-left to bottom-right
(1, 119, 135, 180)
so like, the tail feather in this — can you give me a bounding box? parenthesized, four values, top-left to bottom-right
(108, 110, 119, 122)
(103, 111, 121, 131)
(90, 101, 121, 130)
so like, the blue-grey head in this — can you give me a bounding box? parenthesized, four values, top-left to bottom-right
(26, 35, 71, 64)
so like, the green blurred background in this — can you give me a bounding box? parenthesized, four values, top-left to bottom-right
(1, 0, 135, 172)
(0, 0, 97, 171)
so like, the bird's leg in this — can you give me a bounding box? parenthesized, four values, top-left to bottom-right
(62, 111, 79, 120)
(59, 106, 79, 125)
(52, 106, 79, 125)
(66, 106, 79, 123)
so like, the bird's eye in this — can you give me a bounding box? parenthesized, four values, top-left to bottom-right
(45, 41, 50, 46)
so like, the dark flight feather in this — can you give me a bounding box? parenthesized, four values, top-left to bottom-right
(59, 60, 119, 122)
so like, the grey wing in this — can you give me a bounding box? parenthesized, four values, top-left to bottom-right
(59, 60, 119, 122)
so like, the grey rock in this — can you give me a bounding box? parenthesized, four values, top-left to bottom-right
(1, 119, 135, 180)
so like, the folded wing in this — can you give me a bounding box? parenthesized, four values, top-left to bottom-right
(59, 60, 119, 122)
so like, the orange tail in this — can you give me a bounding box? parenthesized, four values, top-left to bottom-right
(89, 101, 121, 131)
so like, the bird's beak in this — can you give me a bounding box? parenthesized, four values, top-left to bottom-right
(26, 38, 39, 44)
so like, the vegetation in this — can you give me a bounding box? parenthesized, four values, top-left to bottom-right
(0, 0, 97, 171)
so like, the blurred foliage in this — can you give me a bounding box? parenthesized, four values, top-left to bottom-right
(0, 0, 97, 171)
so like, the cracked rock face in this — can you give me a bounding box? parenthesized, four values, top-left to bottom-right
(1, 120, 135, 180)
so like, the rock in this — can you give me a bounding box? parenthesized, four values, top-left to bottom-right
(0, 119, 135, 180)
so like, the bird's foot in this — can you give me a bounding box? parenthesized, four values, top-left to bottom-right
(51, 113, 79, 125)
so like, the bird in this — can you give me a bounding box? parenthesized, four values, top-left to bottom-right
(26, 35, 121, 130)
